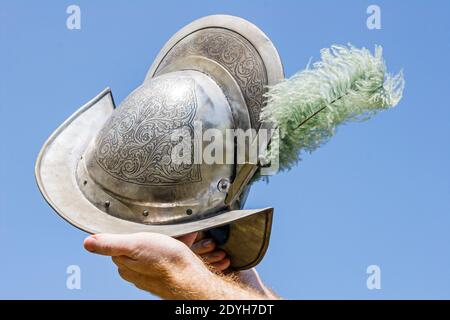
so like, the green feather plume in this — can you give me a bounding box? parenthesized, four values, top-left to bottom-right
(260, 44, 405, 171)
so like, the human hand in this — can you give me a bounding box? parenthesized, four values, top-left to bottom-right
(188, 231, 231, 272)
(187, 233, 278, 298)
(83, 232, 213, 299)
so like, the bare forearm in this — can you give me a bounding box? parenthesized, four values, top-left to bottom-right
(166, 268, 278, 300)
(193, 277, 267, 300)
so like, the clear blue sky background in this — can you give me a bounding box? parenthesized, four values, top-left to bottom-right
(1, 0, 449, 299)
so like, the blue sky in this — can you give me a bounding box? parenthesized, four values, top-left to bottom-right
(1, 0, 449, 299)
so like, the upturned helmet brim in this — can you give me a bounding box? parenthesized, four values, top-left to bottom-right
(36, 15, 283, 270)
(35, 87, 273, 269)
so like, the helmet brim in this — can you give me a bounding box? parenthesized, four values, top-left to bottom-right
(35, 88, 272, 270)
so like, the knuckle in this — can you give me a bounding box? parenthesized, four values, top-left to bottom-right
(126, 239, 146, 260)
(128, 246, 142, 260)
(167, 244, 187, 264)
(118, 267, 130, 280)
(111, 256, 121, 265)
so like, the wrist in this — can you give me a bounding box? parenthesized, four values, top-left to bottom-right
(161, 250, 213, 299)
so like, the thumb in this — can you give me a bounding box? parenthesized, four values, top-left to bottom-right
(84, 233, 136, 257)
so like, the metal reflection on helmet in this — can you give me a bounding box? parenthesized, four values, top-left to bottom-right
(35, 15, 284, 270)
(77, 70, 240, 224)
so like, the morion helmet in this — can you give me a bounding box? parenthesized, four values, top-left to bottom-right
(35, 15, 284, 269)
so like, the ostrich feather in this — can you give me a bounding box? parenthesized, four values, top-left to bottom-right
(259, 44, 405, 171)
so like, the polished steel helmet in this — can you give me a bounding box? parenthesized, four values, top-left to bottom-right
(35, 15, 284, 269)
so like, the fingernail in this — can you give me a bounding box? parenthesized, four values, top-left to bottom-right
(84, 236, 97, 252)
(202, 239, 213, 247)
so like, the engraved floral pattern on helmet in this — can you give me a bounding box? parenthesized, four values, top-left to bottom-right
(95, 76, 201, 185)
(157, 28, 267, 129)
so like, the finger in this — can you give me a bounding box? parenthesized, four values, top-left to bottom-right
(191, 238, 215, 254)
(84, 234, 136, 257)
(176, 232, 198, 247)
(201, 250, 226, 264)
(112, 255, 152, 275)
(210, 257, 231, 272)
(112, 255, 134, 268)
(117, 265, 152, 292)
